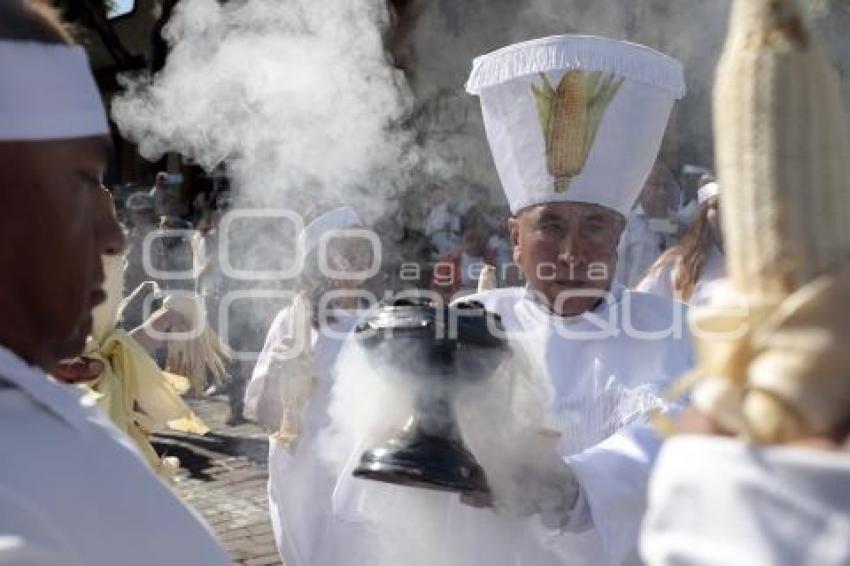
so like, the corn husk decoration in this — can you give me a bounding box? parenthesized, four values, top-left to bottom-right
(477, 264, 498, 293)
(532, 71, 623, 192)
(270, 292, 319, 447)
(156, 293, 229, 396)
(82, 254, 209, 479)
(679, 0, 850, 445)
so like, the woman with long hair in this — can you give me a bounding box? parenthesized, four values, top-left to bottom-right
(637, 182, 725, 304)
(243, 206, 378, 566)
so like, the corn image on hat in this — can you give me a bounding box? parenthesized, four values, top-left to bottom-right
(466, 35, 685, 216)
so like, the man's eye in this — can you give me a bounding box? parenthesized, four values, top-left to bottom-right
(585, 222, 608, 235)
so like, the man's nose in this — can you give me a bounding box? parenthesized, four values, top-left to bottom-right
(557, 232, 585, 265)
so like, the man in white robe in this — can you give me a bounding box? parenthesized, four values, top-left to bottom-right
(327, 35, 693, 566)
(0, 3, 231, 564)
(452, 35, 692, 565)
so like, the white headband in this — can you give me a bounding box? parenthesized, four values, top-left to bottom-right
(698, 182, 720, 205)
(298, 206, 362, 254)
(0, 41, 109, 141)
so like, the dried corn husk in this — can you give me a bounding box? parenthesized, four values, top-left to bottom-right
(83, 255, 209, 479)
(159, 294, 230, 396)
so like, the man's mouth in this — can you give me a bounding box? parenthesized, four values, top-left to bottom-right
(554, 279, 590, 288)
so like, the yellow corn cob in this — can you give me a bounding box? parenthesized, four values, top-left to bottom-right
(548, 71, 588, 191)
(688, 0, 850, 444)
(715, 0, 850, 303)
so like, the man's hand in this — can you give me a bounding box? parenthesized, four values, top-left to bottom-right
(459, 449, 580, 529)
(129, 308, 190, 357)
(53, 357, 104, 384)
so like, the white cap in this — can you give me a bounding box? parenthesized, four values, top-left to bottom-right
(466, 35, 685, 216)
(697, 181, 720, 205)
(298, 206, 362, 255)
(0, 41, 109, 141)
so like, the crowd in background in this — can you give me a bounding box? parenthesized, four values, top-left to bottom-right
(108, 162, 720, 425)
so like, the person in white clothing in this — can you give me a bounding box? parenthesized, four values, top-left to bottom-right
(642, 0, 850, 564)
(455, 33, 693, 566)
(616, 164, 681, 288)
(243, 206, 379, 566)
(0, 3, 231, 564)
(326, 35, 693, 566)
(637, 182, 725, 305)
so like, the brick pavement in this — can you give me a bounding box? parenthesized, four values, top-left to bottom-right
(153, 396, 283, 566)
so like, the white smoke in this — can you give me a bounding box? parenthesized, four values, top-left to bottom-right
(112, 0, 419, 218)
(318, 316, 562, 566)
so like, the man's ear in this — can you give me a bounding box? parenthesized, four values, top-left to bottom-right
(508, 217, 520, 246)
(508, 216, 521, 264)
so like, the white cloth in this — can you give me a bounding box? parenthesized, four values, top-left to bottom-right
(465, 35, 685, 215)
(616, 206, 665, 288)
(637, 244, 726, 306)
(697, 182, 719, 205)
(642, 436, 850, 566)
(330, 285, 693, 566)
(0, 345, 230, 566)
(0, 42, 109, 141)
(246, 307, 377, 566)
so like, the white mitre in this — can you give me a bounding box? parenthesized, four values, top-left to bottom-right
(0, 41, 109, 140)
(466, 35, 685, 216)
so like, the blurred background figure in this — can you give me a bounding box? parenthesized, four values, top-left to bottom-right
(243, 206, 377, 566)
(149, 171, 169, 217)
(431, 209, 497, 301)
(424, 185, 461, 257)
(637, 180, 724, 305)
(616, 163, 682, 288)
(122, 191, 158, 329)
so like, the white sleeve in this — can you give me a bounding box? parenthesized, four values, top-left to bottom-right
(642, 437, 850, 566)
(243, 306, 291, 418)
(566, 422, 663, 566)
(0, 488, 84, 566)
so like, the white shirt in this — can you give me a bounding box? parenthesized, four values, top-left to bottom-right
(637, 244, 726, 305)
(642, 436, 850, 566)
(330, 285, 693, 566)
(0, 345, 231, 566)
(245, 307, 378, 566)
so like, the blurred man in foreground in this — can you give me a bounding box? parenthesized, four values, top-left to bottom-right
(0, 1, 231, 564)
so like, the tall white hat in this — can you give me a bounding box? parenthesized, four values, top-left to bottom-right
(298, 206, 362, 255)
(466, 35, 685, 216)
(0, 41, 109, 141)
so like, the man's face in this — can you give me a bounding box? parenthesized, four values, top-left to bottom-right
(509, 202, 625, 316)
(0, 138, 125, 368)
